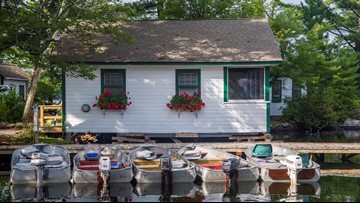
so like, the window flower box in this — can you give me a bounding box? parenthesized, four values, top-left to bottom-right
(93, 90, 132, 116)
(166, 90, 205, 118)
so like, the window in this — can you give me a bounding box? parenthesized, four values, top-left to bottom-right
(176, 69, 201, 94)
(101, 69, 126, 95)
(271, 80, 282, 103)
(227, 68, 264, 100)
(19, 85, 25, 100)
(292, 84, 301, 99)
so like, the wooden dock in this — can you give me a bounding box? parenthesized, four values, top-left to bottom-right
(1, 142, 359, 155)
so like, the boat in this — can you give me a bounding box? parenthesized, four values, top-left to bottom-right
(10, 144, 71, 186)
(244, 144, 321, 183)
(178, 145, 259, 182)
(129, 145, 197, 184)
(72, 144, 133, 184)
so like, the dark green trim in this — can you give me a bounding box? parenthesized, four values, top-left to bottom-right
(101, 69, 126, 93)
(223, 67, 228, 102)
(265, 67, 270, 133)
(0, 76, 3, 85)
(267, 103, 271, 133)
(175, 69, 201, 93)
(85, 61, 282, 67)
(265, 67, 270, 102)
(271, 80, 282, 103)
(62, 71, 66, 133)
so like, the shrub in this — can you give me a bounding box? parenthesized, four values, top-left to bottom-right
(0, 99, 9, 122)
(0, 89, 25, 123)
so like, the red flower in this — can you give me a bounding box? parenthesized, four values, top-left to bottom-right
(107, 104, 112, 109)
(93, 104, 97, 107)
(197, 90, 201, 94)
(113, 105, 119, 110)
(99, 96, 104, 101)
(104, 90, 111, 96)
(176, 91, 179, 95)
(121, 91, 125, 96)
(121, 105, 125, 109)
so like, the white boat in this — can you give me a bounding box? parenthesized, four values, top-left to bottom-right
(178, 145, 259, 182)
(72, 144, 133, 184)
(10, 144, 71, 185)
(129, 145, 197, 184)
(244, 144, 321, 183)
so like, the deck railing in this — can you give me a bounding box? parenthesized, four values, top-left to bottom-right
(38, 105, 63, 133)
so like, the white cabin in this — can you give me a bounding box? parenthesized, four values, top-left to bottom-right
(59, 19, 283, 136)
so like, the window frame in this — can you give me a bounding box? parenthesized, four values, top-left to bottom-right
(19, 85, 25, 100)
(225, 67, 265, 101)
(101, 69, 126, 95)
(175, 69, 201, 94)
(271, 79, 282, 103)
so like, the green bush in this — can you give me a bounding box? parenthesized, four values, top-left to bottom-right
(0, 89, 25, 123)
(0, 99, 10, 122)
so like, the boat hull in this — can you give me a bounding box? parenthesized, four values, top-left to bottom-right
(260, 167, 321, 183)
(10, 144, 72, 185)
(179, 145, 259, 183)
(11, 165, 71, 184)
(197, 164, 259, 182)
(245, 145, 321, 183)
(72, 167, 133, 183)
(130, 146, 197, 184)
(133, 164, 197, 183)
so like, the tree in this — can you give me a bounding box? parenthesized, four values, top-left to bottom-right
(325, 0, 360, 52)
(127, 0, 266, 20)
(0, 0, 131, 122)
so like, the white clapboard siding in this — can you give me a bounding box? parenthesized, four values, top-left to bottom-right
(270, 78, 293, 116)
(65, 65, 267, 134)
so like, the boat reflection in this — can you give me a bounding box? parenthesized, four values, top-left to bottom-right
(11, 183, 71, 202)
(133, 182, 199, 202)
(261, 181, 321, 202)
(72, 182, 133, 202)
(200, 181, 271, 202)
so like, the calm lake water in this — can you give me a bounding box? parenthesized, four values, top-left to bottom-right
(0, 176, 359, 202)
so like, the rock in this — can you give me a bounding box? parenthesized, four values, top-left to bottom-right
(15, 122, 23, 128)
(343, 118, 360, 127)
(0, 122, 7, 129)
(6, 123, 15, 128)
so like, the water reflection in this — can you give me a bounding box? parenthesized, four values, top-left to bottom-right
(8, 181, 323, 202)
(11, 183, 71, 202)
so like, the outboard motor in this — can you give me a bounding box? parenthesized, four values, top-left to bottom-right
(222, 158, 240, 198)
(30, 152, 48, 188)
(222, 158, 240, 202)
(160, 156, 173, 185)
(280, 155, 303, 194)
(222, 158, 240, 180)
(98, 157, 111, 202)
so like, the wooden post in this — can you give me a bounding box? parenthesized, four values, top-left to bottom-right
(39, 105, 44, 127)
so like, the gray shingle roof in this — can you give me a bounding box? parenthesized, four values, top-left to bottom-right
(56, 19, 282, 63)
(0, 64, 30, 80)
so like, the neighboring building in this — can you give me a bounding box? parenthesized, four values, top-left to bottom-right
(0, 64, 30, 100)
(270, 78, 304, 116)
(57, 19, 282, 136)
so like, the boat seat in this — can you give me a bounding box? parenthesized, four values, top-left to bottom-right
(84, 144, 101, 161)
(200, 163, 222, 170)
(298, 153, 310, 168)
(79, 160, 124, 170)
(20, 147, 39, 159)
(46, 155, 64, 166)
(252, 144, 273, 158)
(172, 160, 187, 169)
